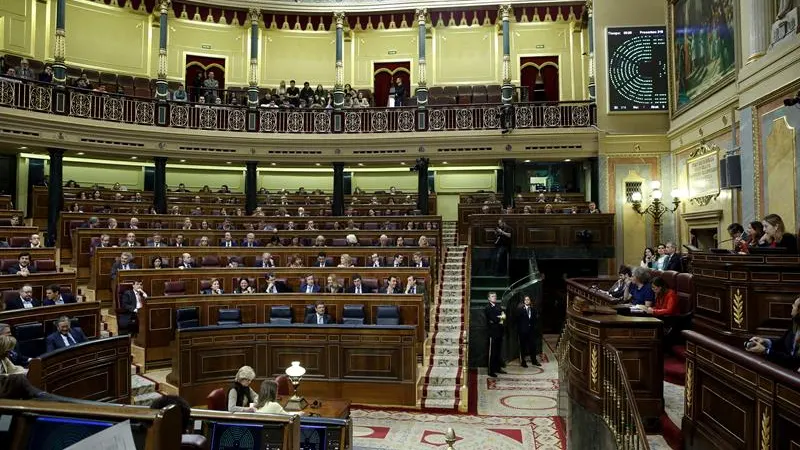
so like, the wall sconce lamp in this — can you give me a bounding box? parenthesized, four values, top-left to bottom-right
(284, 361, 308, 411)
(631, 181, 683, 245)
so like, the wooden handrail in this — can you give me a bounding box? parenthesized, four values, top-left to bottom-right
(603, 344, 651, 450)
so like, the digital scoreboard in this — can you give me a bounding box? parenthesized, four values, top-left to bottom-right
(606, 26, 668, 112)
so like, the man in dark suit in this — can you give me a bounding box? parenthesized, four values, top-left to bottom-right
(299, 274, 320, 294)
(110, 252, 137, 280)
(517, 296, 541, 367)
(5, 285, 41, 310)
(0, 323, 31, 367)
(121, 232, 140, 248)
(241, 233, 259, 248)
(118, 281, 147, 336)
(256, 252, 276, 268)
(43, 284, 77, 306)
(746, 296, 800, 371)
(367, 254, 383, 268)
(494, 218, 512, 276)
(220, 232, 238, 247)
(45, 316, 88, 353)
(664, 242, 683, 272)
(178, 253, 195, 269)
(485, 292, 506, 377)
(7, 252, 38, 276)
(345, 275, 373, 294)
(148, 233, 166, 247)
(411, 252, 429, 268)
(28, 233, 43, 248)
(403, 276, 425, 296)
(382, 276, 402, 294)
(314, 252, 332, 268)
(304, 301, 333, 325)
(264, 273, 289, 294)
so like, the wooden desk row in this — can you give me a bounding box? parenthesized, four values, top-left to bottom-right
(0, 210, 24, 221)
(467, 213, 616, 258)
(0, 247, 59, 268)
(0, 226, 39, 243)
(0, 195, 13, 210)
(134, 292, 426, 369)
(71, 228, 439, 276)
(563, 280, 664, 430)
(682, 330, 800, 450)
(0, 272, 78, 307)
(27, 335, 131, 404)
(0, 301, 101, 339)
(169, 324, 417, 408)
(460, 192, 585, 202)
(457, 203, 591, 239)
(58, 212, 442, 260)
(95, 249, 437, 300)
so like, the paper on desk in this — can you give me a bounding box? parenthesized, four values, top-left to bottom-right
(64, 420, 137, 450)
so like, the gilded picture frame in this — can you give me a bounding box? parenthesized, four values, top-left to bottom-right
(668, 0, 739, 118)
(686, 144, 721, 206)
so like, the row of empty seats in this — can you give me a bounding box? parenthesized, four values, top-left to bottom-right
(173, 304, 400, 328)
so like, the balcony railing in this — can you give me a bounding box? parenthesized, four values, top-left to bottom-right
(0, 77, 596, 134)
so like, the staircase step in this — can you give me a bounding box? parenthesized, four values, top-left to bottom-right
(133, 391, 163, 407)
(422, 398, 457, 409)
(132, 374, 157, 397)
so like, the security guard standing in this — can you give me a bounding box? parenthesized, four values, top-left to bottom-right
(517, 295, 541, 367)
(485, 291, 506, 378)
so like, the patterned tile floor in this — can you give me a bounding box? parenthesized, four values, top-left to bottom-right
(352, 337, 565, 450)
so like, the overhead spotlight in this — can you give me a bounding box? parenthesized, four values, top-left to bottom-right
(442, 161, 448, 165)
(784, 91, 800, 107)
(180, 159, 186, 163)
(400, 162, 406, 165)
(19, 146, 27, 150)
(315, 163, 321, 166)
(524, 159, 531, 163)
(130, 156, 137, 160)
(226, 161, 232, 164)
(564, 158, 572, 162)
(270, 162, 276, 166)
(358, 163, 364, 166)
(77, 152, 85, 156)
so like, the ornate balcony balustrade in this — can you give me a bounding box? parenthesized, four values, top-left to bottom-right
(0, 78, 596, 134)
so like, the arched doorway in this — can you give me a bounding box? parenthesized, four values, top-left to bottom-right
(520, 56, 559, 102)
(373, 62, 411, 107)
(184, 55, 226, 102)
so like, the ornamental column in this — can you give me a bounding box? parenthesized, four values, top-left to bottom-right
(155, 0, 170, 101)
(247, 9, 261, 107)
(153, 157, 168, 214)
(501, 159, 516, 208)
(415, 158, 430, 215)
(415, 9, 428, 108)
(747, 0, 771, 63)
(332, 162, 345, 216)
(245, 161, 258, 215)
(333, 12, 346, 110)
(499, 5, 513, 105)
(46, 148, 64, 247)
(587, 1, 596, 99)
(51, 0, 68, 114)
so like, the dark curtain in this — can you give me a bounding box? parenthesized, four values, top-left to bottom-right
(373, 62, 411, 107)
(520, 56, 559, 102)
(184, 55, 226, 102)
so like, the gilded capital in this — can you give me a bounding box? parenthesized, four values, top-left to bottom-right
(415, 8, 427, 25)
(159, 0, 170, 15)
(248, 8, 260, 25)
(585, 0, 593, 12)
(499, 4, 512, 21)
(334, 11, 346, 28)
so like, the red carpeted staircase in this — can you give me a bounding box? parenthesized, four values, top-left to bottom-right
(658, 344, 687, 450)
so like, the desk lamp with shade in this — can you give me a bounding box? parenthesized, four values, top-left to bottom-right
(284, 361, 308, 411)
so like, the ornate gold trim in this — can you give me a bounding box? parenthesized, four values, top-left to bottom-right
(685, 361, 693, 418)
(590, 344, 598, 391)
(753, 106, 762, 216)
(732, 288, 744, 328)
(760, 406, 771, 450)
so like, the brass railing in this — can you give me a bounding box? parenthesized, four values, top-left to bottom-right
(0, 77, 597, 134)
(602, 344, 650, 450)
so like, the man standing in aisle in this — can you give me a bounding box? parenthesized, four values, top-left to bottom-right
(494, 218, 512, 275)
(517, 295, 541, 367)
(485, 292, 506, 378)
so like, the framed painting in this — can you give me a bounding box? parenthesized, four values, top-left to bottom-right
(668, 0, 738, 117)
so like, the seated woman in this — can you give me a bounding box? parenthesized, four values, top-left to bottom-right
(627, 267, 655, 306)
(325, 275, 343, 293)
(255, 380, 291, 415)
(0, 335, 26, 375)
(653, 243, 668, 270)
(608, 265, 632, 299)
(759, 214, 798, 253)
(151, 256, 165, 269)
(234, 277, 255, 294)
(288, 254, 304, 268)
(744, 221, 765, 252)
(227, 366, 258, 412)
(645, 277, 679, 316)
(337, 254, 354, 268)
(418, 236, 430, 248)
(640, 247, 656, 268)
(201, 278, 224, 295)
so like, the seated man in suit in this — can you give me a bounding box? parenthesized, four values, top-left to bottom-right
(746, 296, 800, 371)
(256, 252, 276, 268)
(241, 233, 259, 248)
(411, 252, 429, 268)
(314, 252, 331, 268)
(263, 273, 288, 293)
(7, 252, 38, 276)
(178, 253, 195, 269)
(345, 274, 373, 294)
(403, 275, 425, 295)
(383, 276, 401, 294)
(664, 242, 683, 272)
(220, 232, 238, 247)
(119, 281, 147, 336)
(110, 252, 137, 280)
(391, 254, 405, 268)
(28, 233, 43, 248)
(148, 233, 166, 247)
(299, 274, 320, 294)
(5, 285, 41, 310)
(304, 301, 333, 324)
(367, 253, 382, 268)
(0, 323, 31, 367)
(43, 284, 76, 306)
(45, 316, 87, 353)
(121, 232, 139, 248)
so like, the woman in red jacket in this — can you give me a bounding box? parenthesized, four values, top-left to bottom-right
(646, 277, 679, 317)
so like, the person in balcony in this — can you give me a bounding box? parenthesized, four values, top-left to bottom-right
(746, 297, 800, 372)
(203, 71, 219, 104)
(39, 65, 53, 83)
(392, 77, 406, 107)
(172, 84, 188, 102)
(15, 59, 34, 81)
